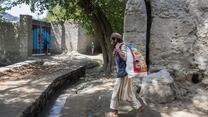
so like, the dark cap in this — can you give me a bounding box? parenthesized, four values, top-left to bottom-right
(111, 33, 122, 40)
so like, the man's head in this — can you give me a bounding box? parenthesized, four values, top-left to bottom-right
(111, 33, 122, 46)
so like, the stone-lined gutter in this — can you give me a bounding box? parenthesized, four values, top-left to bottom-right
(20, 66, 85, 117)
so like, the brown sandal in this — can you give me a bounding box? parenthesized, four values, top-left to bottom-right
(106, 110, 119, 117)
(137, 106, 145, 112)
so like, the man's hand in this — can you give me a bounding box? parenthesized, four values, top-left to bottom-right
(115, 43, 126, 60)
(115, 43, 121, 52)
(112, 49, 116, 57)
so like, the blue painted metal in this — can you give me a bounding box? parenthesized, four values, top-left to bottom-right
(32, 23, 51, 54)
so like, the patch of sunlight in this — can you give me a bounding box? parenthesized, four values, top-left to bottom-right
(23, 98, 35, 103)
(0, 85, 17, 91)
(119, 105, 134, 113)
(38, 81, 50, 85)
(161, 113, 171, 117)
(51, 55, 71, 60)
(99, 83, 114, 89)
(0, 80, 29, 85)
(44, 61, 60, 65)
(0, 80, 30, 90)
(170, 111, 199, 117)
(196, 56, 207, 70)
(0, 67, 10, 72)
(81, 82, 113, 94)
(81, 87, 106, 94)
(10, 87, 41, 93)
(0, 93, 9, 98)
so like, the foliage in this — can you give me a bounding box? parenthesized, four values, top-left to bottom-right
(0, 6, 4, 13)
(0, 2, 7, 21)
(96, 0, 127, 34)
(47, 5, 67, 23)
(4, 0, 127, 73)
(46, 2, 88, 35)
(6, 0, 126, 34)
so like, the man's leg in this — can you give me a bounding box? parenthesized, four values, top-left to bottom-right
(110, 78, 121, 115)
(106, 78, 122, 117)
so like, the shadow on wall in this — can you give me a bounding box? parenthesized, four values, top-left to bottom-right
(77, 24, 101, 55)
(51, 22, 78, 54)
(51, 22, 101, 55)
(51, 22, 62, 54)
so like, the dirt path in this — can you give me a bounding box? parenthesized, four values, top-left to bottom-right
(0, 53, 101, 117)
(0, 53, 207, 117)
(60, 68, 208, 117)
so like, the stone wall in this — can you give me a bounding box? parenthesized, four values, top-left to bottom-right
(123, 0, 147, 56)
(64, 22, 79, 52)
(150, 0, 208, 81)
(0, 15, 32, 66)
(0, 22, 20, 66)
(51, 22, 100, 54)
(124, 0, 208, 82)
(78, 25, 101, 54)
(51, 22, 62, 54)
(19, 15, 32, 59)
(0, 17, 99, 66)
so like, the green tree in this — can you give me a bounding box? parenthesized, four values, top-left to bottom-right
(8, 0, 127, 74)
(0, 6, 4, 20)
(47, 5, 70, 52)
(0, 1, 9, 21)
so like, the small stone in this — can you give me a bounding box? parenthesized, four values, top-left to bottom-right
(192, 92, 208, 112)
(202, 78, 208, 85)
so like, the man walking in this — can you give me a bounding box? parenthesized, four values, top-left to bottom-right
(107, 33, 145, 117)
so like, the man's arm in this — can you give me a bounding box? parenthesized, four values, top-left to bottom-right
(115, 43, 126, 61)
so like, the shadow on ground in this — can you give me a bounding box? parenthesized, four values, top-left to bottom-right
(119, 106, 161, 117)
(60, 79, 162, 117)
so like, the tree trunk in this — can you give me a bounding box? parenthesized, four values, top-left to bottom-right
(95, 28, 108, 70)
(94, 6, 113, 74)
(79, 0, 113, 74)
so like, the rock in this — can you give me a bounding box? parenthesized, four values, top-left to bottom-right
(192, 89, 208, 112)
(124, 0, 208, 82)
(149, 65, 167, 73)
(145, 69, 174, 84)
(150, 0, 208, 81)
(123, 0, 147, 56)
(202, 78, 208, 85)
(141, 69, 175, 103)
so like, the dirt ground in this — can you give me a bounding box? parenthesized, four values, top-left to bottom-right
(60, 66, 208, 117)
(0, 53, 101, 82)
(0, 64, 62, 81)
(0, 53, 207, 117)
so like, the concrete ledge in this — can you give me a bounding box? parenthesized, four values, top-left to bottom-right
(20, 66, 85, 117)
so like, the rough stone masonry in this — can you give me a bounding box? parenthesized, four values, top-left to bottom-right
(124, 0, 208, 84)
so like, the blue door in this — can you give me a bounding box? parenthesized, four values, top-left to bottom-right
(32, 24, 51, 55)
